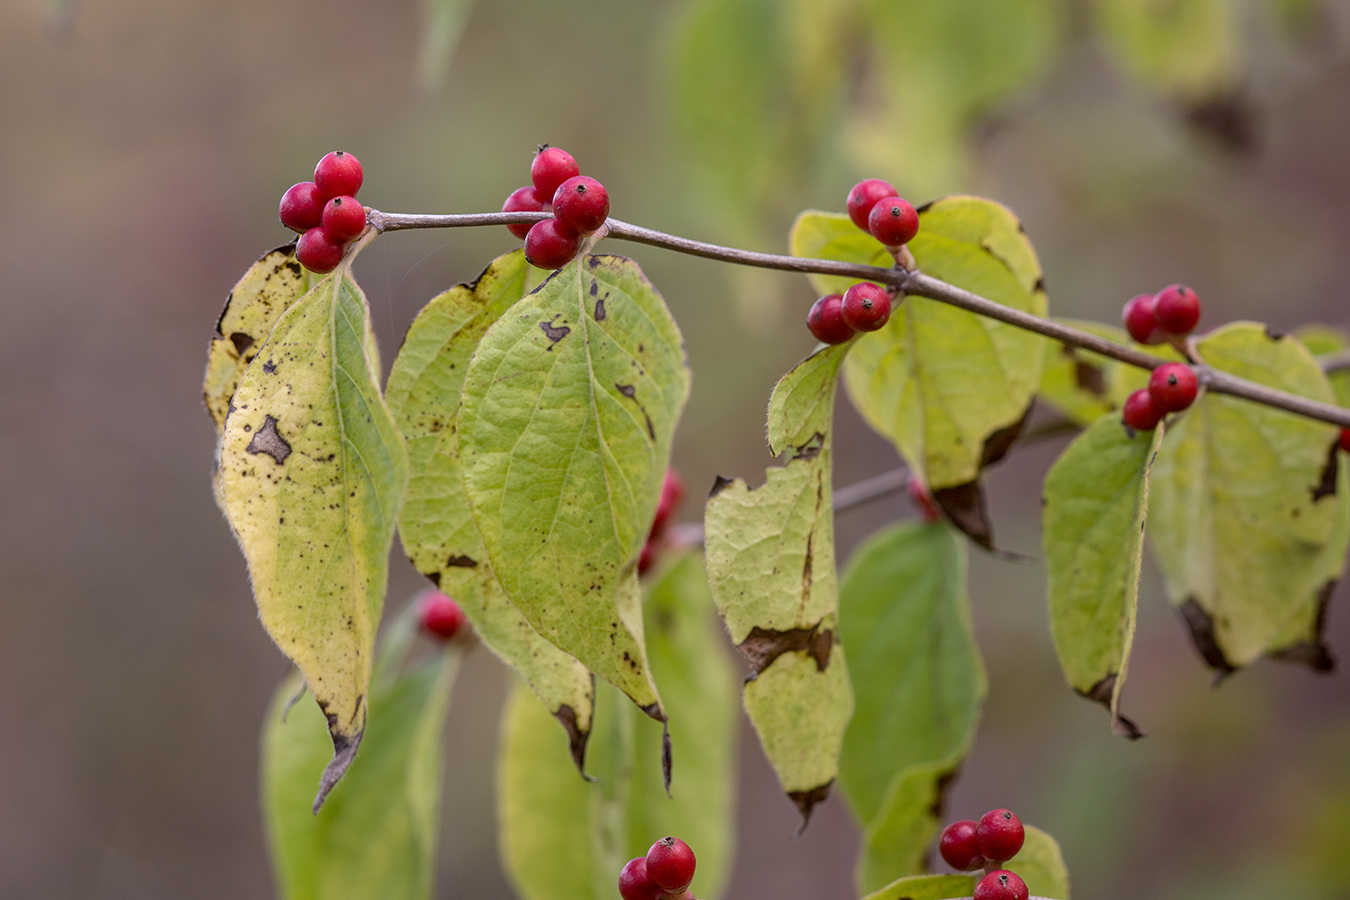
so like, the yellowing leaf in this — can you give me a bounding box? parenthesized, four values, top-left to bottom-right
(1006, 825, 1071, 900)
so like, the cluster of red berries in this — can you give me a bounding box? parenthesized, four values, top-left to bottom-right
(417, 590, 467, 641)
(1121, 362, 1199, 432)
(502, 146, 611, 270)
(807, 179, 918, 345)
(938, 809, 1030, 900)
(638, 470, 685, 576)
(1122, 283, 1201, 346)
(279, 151, 367, 275)
(618, 836, 697, 900)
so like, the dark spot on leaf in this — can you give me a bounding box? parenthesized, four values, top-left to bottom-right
(1074, 360, 1107, 397)
(426, 570, 441, 587)
(914, 199, 935, 214)
(788, 782, 832, 832)
(709, 475, 734, 498)
(1034, 276, 1047, 294)
(1268, 581, 1337, 673)
(587, 255, 602, 268)
(1079, 675, 1145, 739)
(1264, 324, 1287, 341)
(263, 359, 277, 374)
(981, 406, 1031, 468)
(553, 703, 593, 778)
(794, 431, 825, 461)
(614, 383, 656, 439)
(313, 695, 366, 813)
(661, 719, 673, 797)
(1181, 90, 1260, 156)
(1313, 441, 1339, 502)
(540, 316, 570, 343)
(638, 701, 666, 724)
(933, 481, 995, 551)
(1179, 598, 1238, 679)
(228, 331, 254, 354)
(445, 554, 478, 568)
(594, 297, 605, 320)
(738, 625, 834, 675)
(246, 415, 292, 464)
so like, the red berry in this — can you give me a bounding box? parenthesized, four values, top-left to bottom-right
(531, 146, 580, 200)
(651, 469, 685, 537)
(868, 196, 920, 247)
(296, 227, 347, 274)
(976, 808, 1025, 862)
(314, 151, 363, 200)
(1122, 389, 1163, 432)
(907, 473, 942, 524)
(417, 591, 467, 640)
(552, 175, 610, 234)
(1154, 283, 1201, 335)
(646, 836, 696, 892)
(938, 819, 986, 871)
(502, 186, 549, 240)
(1148, 362, 1199, 413)
(1340, 428, 1350, 453)
(1122, 293, 1166, 345)
(618, 857, 662, 900)
(279, 181, 324, 233)
(637, 537, 660, 576)
(807, 294, 855, 345)
(321, 196, 366, 241)
(841, 282, 892, 332)
(974, 870, 1029, 900)
(846, 178, 897, 232)
(524, 219, 581, 269)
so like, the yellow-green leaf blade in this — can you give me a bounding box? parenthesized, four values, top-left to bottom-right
(1006, 825, 1071, 900)
(458, 255, 690, 714)
(220, 271, 408, 801)
(387, 250, 595, 765)
(860, 874, 976, 900)
(857, 755, 964, 892)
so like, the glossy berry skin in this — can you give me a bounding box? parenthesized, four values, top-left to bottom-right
(322, 196, 366, 241)
(531, 146, 580, 200)
(646, 836, 696, 892)
(524, 219, 581, 269)
(1122, 389, 1163, 431)
(296, 227, 347, 274)
(976, 809, 1025, 862)
(807, 294, 855, 345)
(279, 181, 325, 233)
(974, 870, 1029, 900)
(552, 175, 610, 234)
(938, 819, 986, 871)
(417, 591, 467, 640)
(1122, 293, 1166, 345)
(1148, 363, 1199, 413)
(1154, 283, 1201, 335)
(868, 196, 920, 247)
(651, 469, 685, 537)
(841, 282, 892, 332)
(1340, 428, 1350, 453)
(314, 151, 363, 200)
(618, 857, 662, 900)
(502, 186, 549, 240)
(846, 178, 897, 231)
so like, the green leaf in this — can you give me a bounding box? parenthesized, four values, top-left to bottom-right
(1093, 0, 1239, 100)
(1006, 825, 1071, 900)
(387, 250, 595, 769)
(204, 242, 311, 431)
(416, 0, 474, 93)
(860, 873, 976, 900)
(705, 344, 853, 823)
(262, 607, 458, 900)
(792, 198, 1048, 490)
(498, 553, 738, 900)
(1038, 320, 1158, 426)
(1296, 325, 1350, 408)
(856, 755, 963, 892)
(1148, 323, 1342, 671)
(837, 522, 984, 825)
(1044, 414, 1164, 735)
(458, 255, 690, 716)
(220, 268, 408, 804)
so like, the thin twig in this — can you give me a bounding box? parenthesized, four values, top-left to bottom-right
(1321, 349, 1350, 374)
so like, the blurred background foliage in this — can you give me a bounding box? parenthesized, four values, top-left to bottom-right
(3, 0, 1350, 898)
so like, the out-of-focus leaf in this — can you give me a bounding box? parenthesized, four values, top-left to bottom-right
(1093, 0, 1240, 100)
(860, 873, 976, 900)
(856, 755, 963, 892)
(458, 255, 689, 716)
(417, 0, 474, 93)
(1044, 414, 1164, 735)
(1297, 325, 1350, 407)
(387, 250, 595, 769)
(1006, 825, 1071, 900)
(1039, 321, 1143, 425)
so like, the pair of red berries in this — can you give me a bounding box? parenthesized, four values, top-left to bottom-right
(1121, 362, 1199, 432)
(939, 809, 1030, 900)
(502, 146, 611, 270)
(619, 836, 697, 900)
(417, 590, 467, 640)
(279, 151, 368, 274)
(1123, 284, 1201, 346)
(638, 470, 686, 576)
(807, 281, 894, 344)
(846, 178, 921, 249)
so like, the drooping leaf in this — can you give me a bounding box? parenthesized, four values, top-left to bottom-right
(458, 255, 690, 717)
(387, 250, 595, 769)
(1044, 413, 1164, 735)
(860, 873, 976, 900)
(205, 242, 311, 431)
(499, 553, 738, 900)
(837, 521, 984, 825)
(1093, 0, 1240, 101)
(1148, 323, 1342, 672)
(792, 199, 1048, 491)
(1005, 825, 1071, 900)
(262, 602, 457, 900)
(856, 754, 965, 893)
(219, 267, 408, 804)
(705, 343, 853, 824)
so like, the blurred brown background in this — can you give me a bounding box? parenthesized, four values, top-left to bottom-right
(4, 1, 1350, 898)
